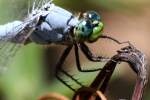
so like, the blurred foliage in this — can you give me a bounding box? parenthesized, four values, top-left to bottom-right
(54, 0, 150, 13)
(0, 0, 150, 100)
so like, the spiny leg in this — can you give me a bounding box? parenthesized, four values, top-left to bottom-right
(55, 45, 75, 91)
(60, 69, 84, 87)
(74, 43, 103, 72)
(79, 43, 110, 62)
(55, 45, 83, 91)
(100, 34, 133, 46)
(56, 73, 76, 92)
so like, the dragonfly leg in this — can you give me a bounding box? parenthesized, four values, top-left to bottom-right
(60, 69, 84, 87)
(100, 35, 132, 46)
(55, 72, 76, 92)
(55, 45, 83, 91)
(74, 43, 104, 72)
(80, 43, 118, 63)
(55, 45, 75, 91)
(79, 43, 110, 62)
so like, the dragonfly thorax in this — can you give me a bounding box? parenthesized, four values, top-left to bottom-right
(29, 3, 79, 45)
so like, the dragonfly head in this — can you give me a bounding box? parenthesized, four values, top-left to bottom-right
(74, 11, 104, 43)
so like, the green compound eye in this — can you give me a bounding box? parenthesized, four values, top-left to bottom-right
(88, 22, 104, 42)
(74, 20, 104, 43)
(83, 11, 104, 42)
(74, 20, 93, 41)
(74, 11, 104, 43)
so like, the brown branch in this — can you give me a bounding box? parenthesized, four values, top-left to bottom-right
(38, 45, 148, 100)
(73, 45, 148, 100)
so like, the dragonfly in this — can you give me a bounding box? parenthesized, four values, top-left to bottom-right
(0, 0, 130, 91)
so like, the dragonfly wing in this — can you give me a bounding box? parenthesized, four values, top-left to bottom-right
(0, 20, 37, 71)
(0, 0, 51, 71)
(0, 42, 21, 71)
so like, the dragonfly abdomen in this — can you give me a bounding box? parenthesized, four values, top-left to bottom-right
(0, 21, 24, 41)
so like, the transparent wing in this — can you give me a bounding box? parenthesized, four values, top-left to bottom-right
(0, 0, 53, 71)
(0, 21, 36, 71)
(0, 42, 21, 71)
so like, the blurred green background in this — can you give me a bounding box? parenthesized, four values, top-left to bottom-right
(0, 0, 150, 100)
